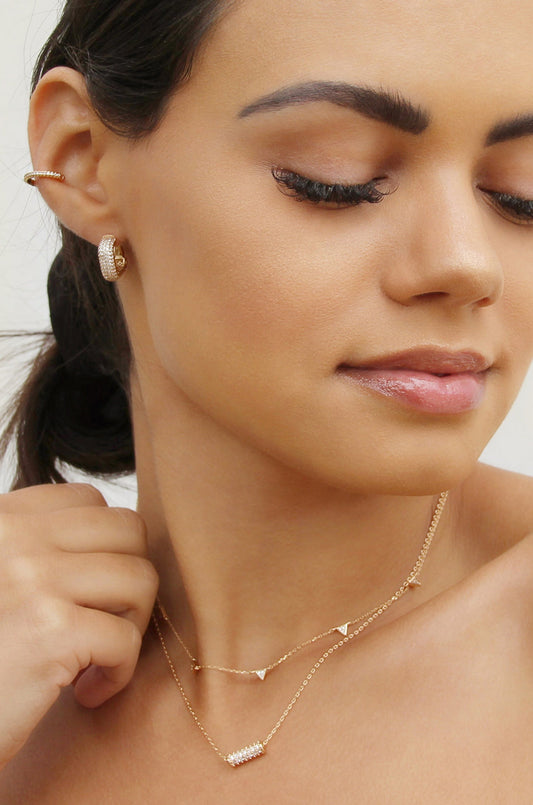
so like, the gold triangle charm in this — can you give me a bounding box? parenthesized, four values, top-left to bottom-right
(408, 577, 422, 587)
(336, 623, 350, 636)
(255, 669, 267, 680)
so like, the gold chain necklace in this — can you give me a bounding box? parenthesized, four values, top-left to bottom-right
(156, 490, 448, 681)
(152, 491, 448, 767)
(158, 596, 393, 680)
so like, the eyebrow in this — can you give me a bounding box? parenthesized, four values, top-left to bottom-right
(486, 114, 533, 146)
(238, 81, 430, 135)
(240, 81, 533, 149)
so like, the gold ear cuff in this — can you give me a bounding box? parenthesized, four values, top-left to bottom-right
(23, 170, 65, 186)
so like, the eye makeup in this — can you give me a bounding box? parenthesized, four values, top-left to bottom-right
(271, 166, 533, 223)
(271, 167, 391, 208)
(485, 191, 533, 223)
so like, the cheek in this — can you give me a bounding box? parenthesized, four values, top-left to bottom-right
(130, 169, 386, 392)
(501, 249, 533, 369)
(506, 275, 533, 354)
(501, 281, 533, 408)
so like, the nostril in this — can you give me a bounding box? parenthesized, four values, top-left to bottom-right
(416, 291, 449, 301)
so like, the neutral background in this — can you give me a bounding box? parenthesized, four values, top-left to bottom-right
(1, 0, 531, 500)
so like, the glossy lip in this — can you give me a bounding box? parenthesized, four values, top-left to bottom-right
(338, 347, 492, 375)
(337, 348, 492, 414)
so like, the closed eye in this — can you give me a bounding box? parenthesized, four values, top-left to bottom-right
(484, 190, 533, 225)
(272, 168, 533, 224)
(272, 168, 393, 208)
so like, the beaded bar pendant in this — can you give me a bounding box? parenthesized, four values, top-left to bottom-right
(225, 743, 265, 767)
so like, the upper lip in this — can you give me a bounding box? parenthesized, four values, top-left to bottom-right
(339, 348, 492, 375)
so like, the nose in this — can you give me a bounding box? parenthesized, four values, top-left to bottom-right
(381, 172, 504, 309)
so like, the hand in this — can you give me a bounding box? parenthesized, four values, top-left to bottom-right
(0, 483, 158, 771)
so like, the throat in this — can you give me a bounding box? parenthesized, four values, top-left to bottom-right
(147, 491, 448, 684)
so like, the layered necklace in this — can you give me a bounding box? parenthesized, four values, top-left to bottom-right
(152, 491, 449, 767)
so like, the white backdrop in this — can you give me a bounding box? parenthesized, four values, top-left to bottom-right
(1, 0, 531, 498)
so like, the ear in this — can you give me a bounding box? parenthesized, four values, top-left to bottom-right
(27, 66, 125, 246)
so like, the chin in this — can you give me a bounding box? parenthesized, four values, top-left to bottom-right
(279, 429, 488, 497)
(253, 373, 507, 497)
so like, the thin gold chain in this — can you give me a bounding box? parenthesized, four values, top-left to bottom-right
(156, 490, 448, 678)
(158, 597, 385, 674)
(153, 616, 229, 761)
(152, 490, 448, 766)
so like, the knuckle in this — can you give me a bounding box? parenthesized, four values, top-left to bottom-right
(23, 597, 75, 644)
(113, 508, 148, 549)
(5, 552, 44, 589)
(68, 483, 107, 507)
(138, 558, 160, 593)
(0, 487, 36, 513)
(0, 512, 30, 552)
(128, 556, 159, 601)
(125, 618, 143, 655)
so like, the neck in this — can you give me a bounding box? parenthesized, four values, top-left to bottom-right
(132, 376, 456, 673)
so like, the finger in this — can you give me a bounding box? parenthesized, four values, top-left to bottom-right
(71, 607, 144, 708)
(45, 506, 148, 556)
(0, 483, 108, 515)
(51, 552, 159, 633)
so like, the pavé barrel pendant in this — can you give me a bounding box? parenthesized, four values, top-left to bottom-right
(225, 743, 265, 767)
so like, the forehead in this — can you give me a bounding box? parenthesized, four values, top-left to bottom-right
(190, 0, 533, 128)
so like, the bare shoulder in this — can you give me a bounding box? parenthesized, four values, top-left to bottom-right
(456, 463, 533, 663)
(461, 462, 533, 553)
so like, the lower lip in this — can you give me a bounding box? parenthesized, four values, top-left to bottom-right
(338, 368, 486, 414)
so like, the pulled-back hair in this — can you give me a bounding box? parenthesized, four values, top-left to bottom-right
(1, 0, 228, 489)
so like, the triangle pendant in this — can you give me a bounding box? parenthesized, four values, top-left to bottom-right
(336, 623, 350, 636)
(255, 669, 267, 681)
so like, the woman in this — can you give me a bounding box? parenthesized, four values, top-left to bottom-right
(0, 0, 532, 800)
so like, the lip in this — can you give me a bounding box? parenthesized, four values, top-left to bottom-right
(337, 348, 492, 414)
(341, 348, 492, 374)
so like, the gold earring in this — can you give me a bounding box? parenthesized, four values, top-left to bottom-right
(98, 235, 128, 282)
(23, 170, 65, 186)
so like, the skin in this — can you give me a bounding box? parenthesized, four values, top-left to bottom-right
(2, 0, 533, 800)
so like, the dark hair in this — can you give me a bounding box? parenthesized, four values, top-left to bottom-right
(1, 0, 228, 489)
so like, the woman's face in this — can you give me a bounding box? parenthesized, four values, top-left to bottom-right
(113, 0, 533, 493)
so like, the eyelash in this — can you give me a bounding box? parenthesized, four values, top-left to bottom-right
(271, 168, 389, 207)
(272, 167, 533, 224)
(485, 192, 533, 223)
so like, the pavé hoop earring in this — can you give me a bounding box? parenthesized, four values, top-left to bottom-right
(23, 170, 65, 186)
(98, 234, 128, 282)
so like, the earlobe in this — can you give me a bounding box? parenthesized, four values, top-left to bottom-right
(27, 66, 123, 245)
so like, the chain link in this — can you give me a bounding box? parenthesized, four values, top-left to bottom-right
(153, 616, 228, 760)
(158, 597, 388, 675)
